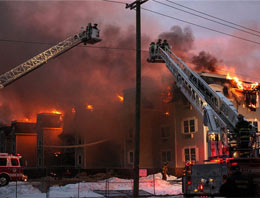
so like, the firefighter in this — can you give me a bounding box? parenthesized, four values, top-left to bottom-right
(161, 162, 168, 180)
(93, 23, 98, 29)
(149, 42, 155, 54)
(156, 39, 162, 53)
(162, 39, 169, 50)
(219, 165, 257, 197)
(235, 114, 252, 157)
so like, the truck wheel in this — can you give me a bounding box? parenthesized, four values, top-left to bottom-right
(0, 175, 9, 186)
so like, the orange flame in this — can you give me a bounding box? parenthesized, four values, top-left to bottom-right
(226, 73, 244, 90)
(51, 110, 63, 115)
(86, 104, 94, 111)
(18, 117, 35, 123)
(165, 112, 170, 116)
(226, 73, 259, 91)
(117, 94, 124, 102)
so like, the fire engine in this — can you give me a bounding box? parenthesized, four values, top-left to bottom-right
(0, 153, 27, 186)
(148, 41, 260, 196)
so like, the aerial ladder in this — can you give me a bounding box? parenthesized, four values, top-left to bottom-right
(0, 23, 101, 89)
(147, 42, 259, 196)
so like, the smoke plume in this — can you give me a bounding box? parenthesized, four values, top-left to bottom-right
(0, 1, 166, 124)
(192, 51, 219, 72)
(158, 25, 194, 56)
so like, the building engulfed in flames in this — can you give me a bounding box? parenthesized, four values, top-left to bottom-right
(226, 73, 259, 111)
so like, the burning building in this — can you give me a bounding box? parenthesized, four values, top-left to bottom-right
(36, 113, 63, 167)
(0, 122, 37, 167)
(121, 77, 175, 171)
(171, 72, 260, 175)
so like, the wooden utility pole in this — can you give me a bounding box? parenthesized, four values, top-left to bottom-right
(126, 0, 148, 197)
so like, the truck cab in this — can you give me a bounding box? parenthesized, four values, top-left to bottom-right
(0, 153, 27, 186)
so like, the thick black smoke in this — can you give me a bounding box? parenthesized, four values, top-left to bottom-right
(0, 1, 157, 124)
(192, 51, 219, 72)
(158, 25, 194, 55)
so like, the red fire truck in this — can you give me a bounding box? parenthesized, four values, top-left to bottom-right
(0, 153, 28, 186)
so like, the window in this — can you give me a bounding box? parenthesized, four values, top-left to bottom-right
(128, 128, 133, 139)
(183, 118, 197, 133)
(128, 151, 134, 164)
(184, 148, 197, 162)
(161, 126, 170, 139)
(78, 155, 82, 165)
(161, 151, 171, 162)
(11, 158, 19, 166)
(0, 158, 7, 166)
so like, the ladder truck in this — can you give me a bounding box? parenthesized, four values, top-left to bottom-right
(148, 42, 260, 196)
(0, 23, 101, 186)
(0, 23, 101, 89)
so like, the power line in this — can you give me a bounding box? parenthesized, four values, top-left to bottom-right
(1, 38, 260, 80)
(141, 7, 260, 46)
(153, 0, 260, 38)
(166, 0, 260, 35)
(102, 0, 128, 5)
(0, 38, 149, 52)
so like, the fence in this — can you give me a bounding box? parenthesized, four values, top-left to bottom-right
(1, 169, 182, 198)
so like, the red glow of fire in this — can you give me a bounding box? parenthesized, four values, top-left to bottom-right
(86, 104, 94, 111)
(51, 110, 63, 115)
(226, 73, 259, 91)
(248, 104, 257, 109)
(117, 94, 124, 102)
(165, 112, 170, 116)
(18, 117, 35, 123)
(72, 107, 76, 113)
(162, 86, 172, 103)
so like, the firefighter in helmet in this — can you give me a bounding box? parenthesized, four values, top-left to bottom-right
(235, 114, 252, 157)
(156, 39, 162, 53)
(161, 162, 169, 180)
(220, 164, 257, 197)
(162, 39, 169, 50)
(149, 42, 155, 54)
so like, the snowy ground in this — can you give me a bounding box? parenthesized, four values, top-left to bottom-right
(0, 173, 182, 198)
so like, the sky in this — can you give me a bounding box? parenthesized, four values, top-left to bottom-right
(0, 0, 260, 123)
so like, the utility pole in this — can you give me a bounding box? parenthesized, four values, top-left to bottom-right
(126, 0, 148, 197)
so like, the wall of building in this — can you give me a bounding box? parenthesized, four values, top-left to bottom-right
(16, 134, 37, 167)
(173, 92, 205, 169)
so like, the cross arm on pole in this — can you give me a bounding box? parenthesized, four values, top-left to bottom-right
(126, 0, 149, 9)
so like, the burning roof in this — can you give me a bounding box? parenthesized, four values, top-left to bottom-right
(200, 72, 260, 111)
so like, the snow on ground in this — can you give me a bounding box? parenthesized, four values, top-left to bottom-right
(0, 173, 182, 198)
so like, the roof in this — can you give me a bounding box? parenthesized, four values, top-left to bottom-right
(11, 122, 36, 134)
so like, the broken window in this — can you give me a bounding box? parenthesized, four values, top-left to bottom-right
(245, 91, 257, 111)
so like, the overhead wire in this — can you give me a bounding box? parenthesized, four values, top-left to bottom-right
(153, 0, 260, 38)
(1, 0, 260, 81)
(165, 0, 260, 35)
(141, 7, 260, 46)
(0, 38, 148, 52)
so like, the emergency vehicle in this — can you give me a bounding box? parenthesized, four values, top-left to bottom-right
(0, 153, 27, 186)
(147, 41, 260, 196)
